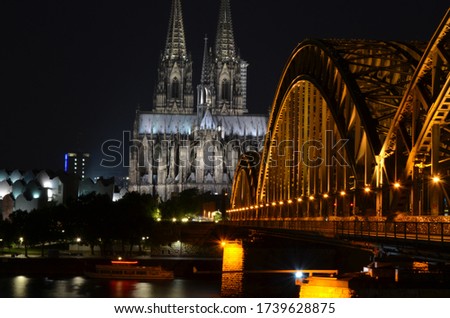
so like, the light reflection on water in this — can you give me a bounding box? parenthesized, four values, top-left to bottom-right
(0, 240, 369, 298)
(12, 276, 28, 298)
(0, 276, 221, 298)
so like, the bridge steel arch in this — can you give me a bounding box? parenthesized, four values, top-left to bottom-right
(230, 151, 261, 220)
(228, 9, 450, 221)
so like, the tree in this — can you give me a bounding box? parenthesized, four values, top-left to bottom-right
(113, 192, 157, 255)
(8, 210, 29, 256)
(68, 193, 113, 255)
(159, 188, 203, 220)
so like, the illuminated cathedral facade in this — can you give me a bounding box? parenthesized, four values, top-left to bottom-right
(128, 0, 267, 201)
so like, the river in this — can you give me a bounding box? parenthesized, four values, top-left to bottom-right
(0, 237, 372, 298)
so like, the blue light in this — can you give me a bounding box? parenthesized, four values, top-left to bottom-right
(64, 153, 68, 172)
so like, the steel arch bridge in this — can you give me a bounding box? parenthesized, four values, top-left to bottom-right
(228, 9, 450, 221)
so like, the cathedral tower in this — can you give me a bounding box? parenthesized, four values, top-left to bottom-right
(129, 0, 267, 202)
(197, 0, 248, 116)
(154, 0, 194, 113)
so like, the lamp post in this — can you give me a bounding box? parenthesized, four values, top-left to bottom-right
(76, 237, 81, 255)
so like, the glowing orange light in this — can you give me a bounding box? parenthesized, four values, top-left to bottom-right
(287, 199, 293, 204)
(364, 186, 371, 193)
(323, 193, 329, 199)
(111, 260, 138, 265)
(394, 182, 401, 189)
(279, 201, 284, 205)
(297, 198, 303, 202)
(271, 202, 277, 206)
(340, 191, 346, 196)
(432, 176, 441, 183)
(309, 195, 314, 201)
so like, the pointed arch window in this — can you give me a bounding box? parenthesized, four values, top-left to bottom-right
(171, 77, 180, 99)
(221, 79, 230, 101)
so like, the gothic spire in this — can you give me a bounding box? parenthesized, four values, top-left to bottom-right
(200, 35, 212, 84)
(215, 0, 236, 61)
(164, 0, 187, 61)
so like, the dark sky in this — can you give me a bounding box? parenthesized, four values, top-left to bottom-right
(2, 0, 449, 178)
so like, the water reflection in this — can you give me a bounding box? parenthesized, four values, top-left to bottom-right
(12, 276, 29, 297)
(0, 239, 371, 298)
(0, 277, 220, 298)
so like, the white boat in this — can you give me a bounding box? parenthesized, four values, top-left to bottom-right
(86, 260, 174, 281)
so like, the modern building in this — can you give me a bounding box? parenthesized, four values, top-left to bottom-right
(128, 0, 268, 201)
(64, 152, 90, 180)
(0, 169, 114, 219)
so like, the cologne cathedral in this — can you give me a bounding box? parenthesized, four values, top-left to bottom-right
(128, 0, 268, 201)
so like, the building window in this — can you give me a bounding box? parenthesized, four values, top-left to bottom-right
(221, 79, 230, 101)
(171, 77, 180, 99)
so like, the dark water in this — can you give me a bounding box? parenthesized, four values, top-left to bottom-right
(0, 239, 371, 298)
(0, 276, 221, 298)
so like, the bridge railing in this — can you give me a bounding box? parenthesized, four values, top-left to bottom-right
(229, 219, 450, 243)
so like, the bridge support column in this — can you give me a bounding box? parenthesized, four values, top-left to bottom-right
(411, 165, 422, 215)
(430, 124, 443, 216)
(375, 156, 384, 217)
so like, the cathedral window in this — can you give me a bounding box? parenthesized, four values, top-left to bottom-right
(221, 79, 230, 101)
(171, 77, 180, 99)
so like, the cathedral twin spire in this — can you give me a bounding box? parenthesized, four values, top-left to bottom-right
(155, 0, 247, 115)
(164, 0, 236, 62)
(164, 0, 187, 61)
(215, 0, 236, 61)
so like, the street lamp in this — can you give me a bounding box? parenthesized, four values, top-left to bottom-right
(76, 237, 81, 255)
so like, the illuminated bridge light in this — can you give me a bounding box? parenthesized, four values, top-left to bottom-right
(364, 186, 371, 193)
(309, 195, 314, 201)
(394, 182, 401, 189)
(271, 202, 277, 206)
(279, 201, 284, 205)
(323, 193, 329, 199)
(295, 271, 304, 278)
(340, 191, 346, 196)
(432, 175, 441, 183)
(287, 199, 293, 204)
(297, 198, 303, 202)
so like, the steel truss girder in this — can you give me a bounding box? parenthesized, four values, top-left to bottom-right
(228, 9, 450, 219)
(230, 152, 259, 209)
(381, 10, 450, 179)
(255, 38, 421, 204)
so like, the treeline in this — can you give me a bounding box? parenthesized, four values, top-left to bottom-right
(0, 192, 158, 256)
(0, 189, 225, 257)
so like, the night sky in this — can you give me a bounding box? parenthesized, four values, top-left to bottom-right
(3, 0, 449, 178)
